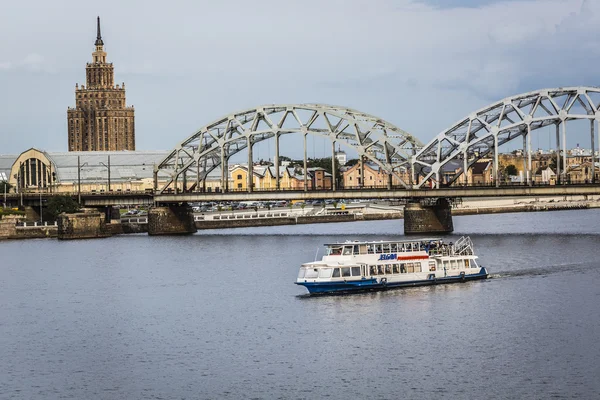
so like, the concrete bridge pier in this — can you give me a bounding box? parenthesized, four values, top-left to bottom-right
(148, 204, 197, 235)
(103, 206, 121, 222)
(23, 206, 41, 222)
(404, 198, 454, 234)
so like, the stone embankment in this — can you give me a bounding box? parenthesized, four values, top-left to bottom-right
(57, 209, 111, 240)
(0, 215, 58, 240)
(453, 195, 600, 216)
(2, 195, 598, 240)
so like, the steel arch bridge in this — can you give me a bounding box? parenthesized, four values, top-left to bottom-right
(413, 86, 600, 188)
(155, 104, 423, 193)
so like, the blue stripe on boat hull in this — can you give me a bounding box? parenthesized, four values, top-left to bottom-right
(296, 268, 489, 295)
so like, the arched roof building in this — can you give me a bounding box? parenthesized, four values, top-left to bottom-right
(2, 148, 168, 193)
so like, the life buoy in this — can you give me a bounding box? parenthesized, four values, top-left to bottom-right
(380, 277, 387, 286)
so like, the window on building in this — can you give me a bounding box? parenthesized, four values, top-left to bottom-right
(237, 174, 242, 179)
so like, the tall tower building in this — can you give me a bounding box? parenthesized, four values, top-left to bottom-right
(67, 17, 135, 151)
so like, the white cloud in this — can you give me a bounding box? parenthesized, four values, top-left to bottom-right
(20, 53, 46, 71)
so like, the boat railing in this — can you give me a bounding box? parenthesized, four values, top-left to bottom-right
(453, 236, 474, 255)
(428, 247, 453, 256)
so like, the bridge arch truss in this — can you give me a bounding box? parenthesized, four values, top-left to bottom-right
(413, 87, 600, 188)
(155, 104, 423, 193)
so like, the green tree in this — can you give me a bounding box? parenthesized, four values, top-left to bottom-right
(44, 195, 80, 222)
(345, 158, 360, 167)
(505, 164, 518, 176)
(0, 181, 11, 193)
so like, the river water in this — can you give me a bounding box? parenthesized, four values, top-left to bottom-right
(1, 209, 600, 399)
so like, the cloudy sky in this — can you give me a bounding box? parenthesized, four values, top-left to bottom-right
(1, 0, 598, 157)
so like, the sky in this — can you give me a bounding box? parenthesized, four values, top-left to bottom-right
(1, 0, 599, 158)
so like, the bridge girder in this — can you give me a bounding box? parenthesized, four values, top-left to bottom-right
(156, 104, 423, 193)
(413, 86, 600, 188)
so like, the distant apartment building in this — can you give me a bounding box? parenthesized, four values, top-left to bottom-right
(67, 17, 135, 151)
(341, 162, 408, 188)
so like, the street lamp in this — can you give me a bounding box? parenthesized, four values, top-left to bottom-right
(77, 156, 89, 205)
(99, 155, 111, 192)
(38, 180, 43, 223)
(15, 161, 24, 206)
(1, 173, 7, 208)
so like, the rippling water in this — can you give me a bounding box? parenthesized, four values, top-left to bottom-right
(1, 209, 600, 399)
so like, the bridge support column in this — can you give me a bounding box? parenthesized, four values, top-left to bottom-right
(404, 199, 453, 234)
(148, 205, 197, 235)
(102, 206, 120, 222)
(23, 206, 40, 222)
(57, 209, 112, 240)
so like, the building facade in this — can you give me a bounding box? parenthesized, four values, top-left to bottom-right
(341, 162, 408, 188)
(67, 17, 135, 152)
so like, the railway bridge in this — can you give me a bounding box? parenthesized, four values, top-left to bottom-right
(148, 87, 600, 234)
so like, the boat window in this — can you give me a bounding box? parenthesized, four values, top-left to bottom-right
(298, 269, 306, 279)
(375, 244, 383, 254)
(451, 260, 458, 270)
(370, 265, 377, 275)
(329, 246, 343, 255)
(414, 263, 422, 273)
(367, 244, 374, 254)
(457, 259, 464, 269)
(341, 267, 351, 277)
(385, 265, 392, 274)
(353, 245, 360, 254)
(407, 263, 414, 273)
(443, 261, 450, 270)
(429, 261, 436, 271)
(305, 269, 319, 278)
(382, 244, 390, 253)
(359, 245, 367, 255)
(332, 268, 341, 277)
(377, 265, 385, 275)
(393, 264, 399, 274)
(343, 246, 353, 255)
(465, 259, 470, 268)
(351, 266, 361, 276)
(318, 268, 333, 278)
(390, 243, 398, 252)
(400, 263, 406, 273)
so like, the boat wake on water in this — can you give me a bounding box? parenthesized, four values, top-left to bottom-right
(490, 261, 599, 280)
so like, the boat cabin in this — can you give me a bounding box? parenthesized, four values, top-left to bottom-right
(324, 238, 445, 256)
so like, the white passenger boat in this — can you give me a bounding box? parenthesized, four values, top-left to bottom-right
(295, 236, 488, 294)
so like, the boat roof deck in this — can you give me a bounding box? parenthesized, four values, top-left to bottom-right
(324, 238, 442, 246)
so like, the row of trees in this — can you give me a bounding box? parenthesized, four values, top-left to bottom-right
(1, 192, 80, 222)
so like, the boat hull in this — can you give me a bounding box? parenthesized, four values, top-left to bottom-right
(296, 268, 489, 295)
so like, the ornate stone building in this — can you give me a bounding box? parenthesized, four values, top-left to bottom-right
(67, 17, 135, 151)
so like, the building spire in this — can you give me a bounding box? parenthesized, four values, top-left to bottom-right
(95, 16, 104, 46)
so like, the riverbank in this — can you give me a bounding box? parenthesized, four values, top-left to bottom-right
(1, 195, 599, 240)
